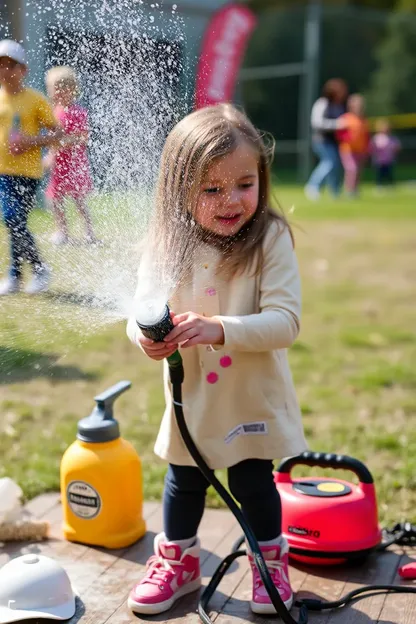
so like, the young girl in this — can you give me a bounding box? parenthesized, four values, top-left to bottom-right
(126, 103, 307, 616)
(370, 118, 401, 190)
(337, 93, 370, 197)
(44, 66, 96, 245)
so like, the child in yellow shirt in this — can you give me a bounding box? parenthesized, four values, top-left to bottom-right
(0, 40, 63, 295)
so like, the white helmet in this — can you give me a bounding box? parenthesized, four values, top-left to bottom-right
(0, 554, 76, 622)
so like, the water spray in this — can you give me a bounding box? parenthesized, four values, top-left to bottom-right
(135, 302, 308, 624)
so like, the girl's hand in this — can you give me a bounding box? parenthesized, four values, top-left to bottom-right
(138, 335, 179, 361)
(10, 130, 65, 154)
(163, 312, 224, 348)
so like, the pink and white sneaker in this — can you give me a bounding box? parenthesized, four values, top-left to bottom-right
(248, 538, 293, 614)
(127, 533, 201, 615)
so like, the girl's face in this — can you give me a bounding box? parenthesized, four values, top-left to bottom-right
(348, 96, 364, 116)
(195, 143, 259, 237)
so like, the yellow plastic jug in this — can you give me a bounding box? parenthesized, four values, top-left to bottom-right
(60, 381, 146, 548)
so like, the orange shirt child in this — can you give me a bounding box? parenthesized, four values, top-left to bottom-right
(337, 112, 370, 156)
(336, 94, 369, 156)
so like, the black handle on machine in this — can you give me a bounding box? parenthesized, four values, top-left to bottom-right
(278, 451, 374, 484)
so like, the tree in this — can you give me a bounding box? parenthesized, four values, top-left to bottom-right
(396, 0, 416, 10)
(246, 0, 399, 10)
(366, 0, 416, 115)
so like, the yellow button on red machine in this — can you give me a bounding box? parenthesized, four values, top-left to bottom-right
(316, 482, 347, 493)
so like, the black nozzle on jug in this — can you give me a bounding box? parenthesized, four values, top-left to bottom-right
(77, 380, 131, 443)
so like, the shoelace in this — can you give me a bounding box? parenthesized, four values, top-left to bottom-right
(143, 555, 184, 586)
(252, 558, 287, 589)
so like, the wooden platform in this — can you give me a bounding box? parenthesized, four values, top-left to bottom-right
(1, 494, 414, 624)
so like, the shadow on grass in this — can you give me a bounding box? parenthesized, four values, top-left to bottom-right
(0, 346, 97, 385)
(44, 290, 99, 308)
(44, 290, 120, 314)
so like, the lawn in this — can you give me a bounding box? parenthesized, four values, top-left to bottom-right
(1, 183, 415, 526)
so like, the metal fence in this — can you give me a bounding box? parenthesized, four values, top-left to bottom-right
(238, 3, 416, 182)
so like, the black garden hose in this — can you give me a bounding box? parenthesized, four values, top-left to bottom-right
(136, 306, 415, 623)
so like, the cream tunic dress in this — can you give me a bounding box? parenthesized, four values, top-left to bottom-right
(127, 223, 308, 469)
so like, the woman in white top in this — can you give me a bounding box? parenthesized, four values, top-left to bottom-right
(305, 78, 348, 200)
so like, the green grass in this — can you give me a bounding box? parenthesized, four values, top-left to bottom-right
(0, 182, 415, 526)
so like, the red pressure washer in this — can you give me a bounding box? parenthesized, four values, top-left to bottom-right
(136, 305, 416, 624)
(274, 452, 416, 569)
(275, 452, 382, 566)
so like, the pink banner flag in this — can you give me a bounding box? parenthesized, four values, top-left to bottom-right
(195, 3, 257, 109)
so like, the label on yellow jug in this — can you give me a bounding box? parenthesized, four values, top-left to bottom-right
(67, 481, 101, 519)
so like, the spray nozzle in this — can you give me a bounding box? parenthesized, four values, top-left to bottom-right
(77, 380, 131, 443)
(136, 303, 174, 342)
(136, 302, 183, 378)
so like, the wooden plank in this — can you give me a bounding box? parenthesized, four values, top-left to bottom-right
(0, 507, 91, 624)
(213, 545, 407, 624)
(45, 500, 160, 600)
(322, 548, 402, 623)
(377, 545, 416, 624)
(286, 561, 352, 624)
(24, 492, 61, 518)
(106, 507, 239, 624)
(2, 498, 414, 624)
(65, 504, 164, 623)
(204, 522, 249, 618)
(214, 565, 309, 624)
(0, 503, 66, 564)
(0, 498, 161, 624)
(0, 492, 61, 561)
(213, 551, 309, 624)
(64, 501, 161, 597)
(0, 498, 161, 611)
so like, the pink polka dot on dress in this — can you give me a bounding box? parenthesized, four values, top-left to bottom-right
(220, 356, 232, 368)
(206, 372, 219, 384)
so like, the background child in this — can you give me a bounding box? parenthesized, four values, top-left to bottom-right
(337, 93, 370, 197)
(0, 40, 63, 296)
(44, 65, 96, 245)
(370, 118, 401, 190)
(126, 104, 307, 616)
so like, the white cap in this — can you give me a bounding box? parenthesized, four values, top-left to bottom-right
(0, 40, 26, 66)
(0, 554, 76, 622)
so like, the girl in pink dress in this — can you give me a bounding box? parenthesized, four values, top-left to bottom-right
(44, 66, 96, 245)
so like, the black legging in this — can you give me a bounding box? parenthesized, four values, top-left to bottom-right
(163, 459, 282, 541)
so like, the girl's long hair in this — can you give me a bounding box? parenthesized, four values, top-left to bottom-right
(147, 103, 291, 286)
